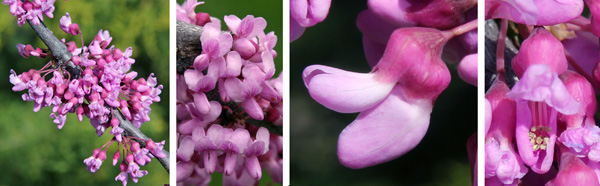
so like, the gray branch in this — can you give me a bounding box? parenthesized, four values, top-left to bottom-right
(113, 109, 170, 173)
(27, 20, 81, 78)
(25, 19, 169, 173)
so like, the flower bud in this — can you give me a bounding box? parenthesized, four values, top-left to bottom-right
(511, 27, 568, 78)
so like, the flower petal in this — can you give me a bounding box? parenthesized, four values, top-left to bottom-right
(303, 65, 395, 113)
(337, 86, 433, 168)
(506, 64, 580, 115)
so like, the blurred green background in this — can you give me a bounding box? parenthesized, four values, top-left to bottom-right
(176, 0, 283, 185)
(291, 1, 477, 185)
(0, 0, 169, 185)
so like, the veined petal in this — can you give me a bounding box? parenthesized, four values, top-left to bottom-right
(337, 85, 433, 168)
(303, 65, 395, 113)
(506, 64, 580, 115)
(487, 0, 538, 25)
(514, 99, 557, 173)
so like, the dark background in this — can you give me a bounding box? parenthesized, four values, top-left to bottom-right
(290, 1, 477, 185)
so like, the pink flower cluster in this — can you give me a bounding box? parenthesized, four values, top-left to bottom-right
(10, 27, 162, 134)
(3, 0, 55, 26)
(485, 1, 600, 185)
(85, 139, 165, 186)
(301, 0, 477, 169)
(176, 1, 282, 185)
(7, 10, 165, 186)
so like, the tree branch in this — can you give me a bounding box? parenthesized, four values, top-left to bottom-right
(27, 20, 81, 78)
(25, 19, 170, 173)
(113, 109, 170, 173)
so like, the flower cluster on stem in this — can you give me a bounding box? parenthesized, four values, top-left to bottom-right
(300, 0, 478, 172)
(5, 3, 167, 185)
(176, 1, 283, 185)
(485, 1, 600, 184)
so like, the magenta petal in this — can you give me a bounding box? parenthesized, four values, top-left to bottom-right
(488, 0, 538, 25)
(256, 127, 270, 154)
(223, 153, 237, 176)
(507, 64, 580, 115)
(457, 53, 478, 86)
(228, 128, 251, 153)
(290, 17, 305, 42)
(193, 92, 211, 115)
(177, 135, 194, 162)
(183, 69, 203, 91)
(488, 0, 583, 25)
(337, 85, 433, 168)
(176, 161, 195, 182)
(203, 150, 218, 174)
(514, 99, 557, 173)
(303, 65, 395, 113)
(485, 98, 492, 135)
(224, 15, 241, 34)
(244, 156, 262, 180)
(241, 98, 264, 120)
(290, 0, 332, 27)
(366, 0, 415, 27)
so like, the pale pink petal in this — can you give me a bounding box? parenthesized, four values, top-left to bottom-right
(303, 65, 395, 113)
(507, 64, 580, 115)
(337, 86, 433, 168)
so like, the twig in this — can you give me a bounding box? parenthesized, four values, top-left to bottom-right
(25, 19, 170, 173)
(113, 109, 170, 173)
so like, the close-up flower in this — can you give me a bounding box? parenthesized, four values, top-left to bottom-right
(292, 0, 477, 185)
(485, 0, 600, 184)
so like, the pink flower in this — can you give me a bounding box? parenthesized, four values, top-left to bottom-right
(511, 27, 569, 78)
(303, 27, 453, 168)
(546, 150, 600, 185)
(458, 53, 478, 86)
(83, 148, 107, 173)
(218, 128, 249, 176)
(506, 64, 580, 173)
(193, 124, 224, 174)
(145, 139, 166, 159)
(244, 127, 270, 180)
(59, 12, 80, 35)
(485, 80, 528, 185)
(115, 163, 128, 186)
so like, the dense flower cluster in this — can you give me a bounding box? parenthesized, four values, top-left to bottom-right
(3, 0, 55, 26)
(298, 0, 477, 170)
(486, 1, 600, 185)
(176, 1, 282, 185)
(5, 5, 165, 185)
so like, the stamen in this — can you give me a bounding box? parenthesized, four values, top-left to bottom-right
(528, 102, 552, 152)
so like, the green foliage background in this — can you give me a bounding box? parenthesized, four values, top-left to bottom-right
(290, 1, 477, 185)
(176, 0, 283, 185)
(0, 0, 169, 185)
